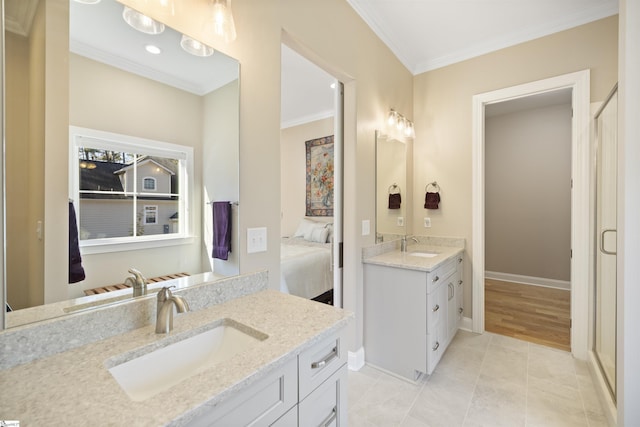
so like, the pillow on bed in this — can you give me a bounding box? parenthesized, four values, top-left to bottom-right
(293, 218, 320, 238)
(305, 225, 330, 243)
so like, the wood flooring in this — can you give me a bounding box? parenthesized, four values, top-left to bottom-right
(485, 279, 571, 351)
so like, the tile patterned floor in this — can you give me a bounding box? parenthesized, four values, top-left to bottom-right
(348, 331, 609, 427)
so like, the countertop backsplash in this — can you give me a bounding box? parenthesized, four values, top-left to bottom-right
(0, 271, 268, 371)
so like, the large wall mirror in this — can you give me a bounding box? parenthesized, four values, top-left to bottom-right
(3, 0, 240, 328)
(375, 130, 411, 241)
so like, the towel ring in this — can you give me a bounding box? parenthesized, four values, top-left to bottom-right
(425, 181, 440, 192)
(388, 183, 401, 194)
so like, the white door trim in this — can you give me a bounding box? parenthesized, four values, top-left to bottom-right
(471, 70, 591, 359)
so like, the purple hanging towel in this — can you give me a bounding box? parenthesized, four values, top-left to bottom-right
(212, 201, 232, 260)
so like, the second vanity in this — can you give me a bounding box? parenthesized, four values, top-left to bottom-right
(0, 272, 353, 426)
(363, 237, 464, 381)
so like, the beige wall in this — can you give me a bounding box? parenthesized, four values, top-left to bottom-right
(485, 103, 572, 281)
(203, 79, 240, 276)
(5, 30, 33, 309)
(280, 117, 334, 237)
(413, 16, 618, 315)
(120, 0, 414, 351)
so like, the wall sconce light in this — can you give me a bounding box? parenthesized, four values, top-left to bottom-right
(387, 109, 415, 138)
(180, 35, 215, 57)
(122, 6, 165, 35)
(210, 0, 237, 43)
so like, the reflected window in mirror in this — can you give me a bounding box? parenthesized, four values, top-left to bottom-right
(70, 126, 194, 252)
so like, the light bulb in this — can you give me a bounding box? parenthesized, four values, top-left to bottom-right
(387, 110, 396, 126)
(211, 0, 237, 43)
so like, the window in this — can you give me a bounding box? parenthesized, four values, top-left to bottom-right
(143, 177, 157, 191)
(70, 126, 193, 252)
(144, 205, 158, 224)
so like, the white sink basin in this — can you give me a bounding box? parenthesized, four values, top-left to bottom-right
(107, 319, 268, 401)
(409, 251, 439, 258)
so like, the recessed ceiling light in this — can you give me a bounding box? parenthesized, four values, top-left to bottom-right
(145, 44, 162, 55)
(330, 83, 336, 89)
(72, 0, 101, 4)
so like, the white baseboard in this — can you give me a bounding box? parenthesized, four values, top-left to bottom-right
(460, 316, 473, 332)
(587, 351, 617, 427)
(348, 347, 365, 371)
(485, 271, 570, 290)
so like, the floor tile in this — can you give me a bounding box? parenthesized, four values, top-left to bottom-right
(348, 331, 610, 427)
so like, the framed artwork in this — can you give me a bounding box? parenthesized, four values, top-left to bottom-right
(306, 135, 334, 217)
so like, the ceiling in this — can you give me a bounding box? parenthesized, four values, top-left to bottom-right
(346, 0, 618, 75)
(6, 0, 238, 96)
(282, 0, 617, 127)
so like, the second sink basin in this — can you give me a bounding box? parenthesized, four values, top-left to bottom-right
(107, 318, 268, 401)
(409, 252, 439, 258)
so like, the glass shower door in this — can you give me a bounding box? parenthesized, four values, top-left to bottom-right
(594, 85, 618, 400)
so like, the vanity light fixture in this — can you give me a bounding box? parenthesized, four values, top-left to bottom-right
(122, 6, 165, 35)
(210, 0, 237, 43)
(180, 35, 215, 57)
(387, 109, 415, 138)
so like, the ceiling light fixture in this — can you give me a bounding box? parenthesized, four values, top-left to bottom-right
(122, 6, 165, 35)
(72, 0, 101, 4)
(210, 0, 237, 43)
(180, 35, 215, 57)
(145, 44, 162, 55)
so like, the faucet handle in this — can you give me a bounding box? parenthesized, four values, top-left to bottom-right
(128, 268, 147, 283)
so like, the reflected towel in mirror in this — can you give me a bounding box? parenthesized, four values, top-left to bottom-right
(69, 201, 86, 283)
(388, 193, 401, 209)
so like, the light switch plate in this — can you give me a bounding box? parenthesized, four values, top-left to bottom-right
(247, 227, 267, 253)
(397, 217, 404, 226)
(362, 220, 370, 236)
(424, 217, 431, 228)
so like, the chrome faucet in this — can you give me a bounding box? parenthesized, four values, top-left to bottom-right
(401, 236, 420, 252)
(125, 268, 148, 297)
(155, 286, 190, 334)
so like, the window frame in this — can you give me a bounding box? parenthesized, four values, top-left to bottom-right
(69, 126, 194, 254)
(143, 205, 158, 225)
(143, 177, 157, 191)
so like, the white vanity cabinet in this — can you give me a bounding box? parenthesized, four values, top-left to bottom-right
(189, 328, 348, 426)
(364, 251, 462, 380)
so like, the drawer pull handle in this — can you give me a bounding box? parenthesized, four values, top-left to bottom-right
(459, 307, 464, 314)
(432, 304, 440, 312)
(311, 346, 338, 369)
(318, 407, 337, 427)
(458, 280, 463, 285)
(432, 341, 440, 351)
(433, 275, 440, 282)
(458, 257, 463, 263)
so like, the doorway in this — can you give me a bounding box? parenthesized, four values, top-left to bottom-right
(483, 90, 572, 350)
(472, 70, 591, 359)
(280, 42, 344, 307)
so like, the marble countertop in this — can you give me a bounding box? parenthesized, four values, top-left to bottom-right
(363, 244, 463, 272)
(0, 289, 353, 426)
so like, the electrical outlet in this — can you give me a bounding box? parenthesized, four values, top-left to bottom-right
(397, 217, 404, 226)
(247, 227, 267, 253)
(424, 217, 431, 228)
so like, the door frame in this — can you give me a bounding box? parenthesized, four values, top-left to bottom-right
(471, 70, 591, 359)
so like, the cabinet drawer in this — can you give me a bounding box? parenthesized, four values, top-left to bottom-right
(271, 406, 298, 427)
(299, 365, 347, 427)
(299, 329, 347, 399)
(426, 257, 457, 294)
(188, 358, 297, 427)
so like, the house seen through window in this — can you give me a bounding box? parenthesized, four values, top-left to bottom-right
(71, 128, 192, 247)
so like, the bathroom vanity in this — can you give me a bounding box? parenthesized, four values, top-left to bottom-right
(0, 272, 352, 426)
(363, 238, 464, 381)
